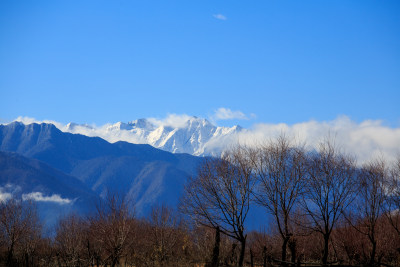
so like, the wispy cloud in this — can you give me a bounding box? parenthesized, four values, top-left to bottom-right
(0, 192, 12, 202)
(213, 14, 227, 20)
(148, 113, 193, 128)
(22, 192, 73, 205)
(0, 184, 21, 202)
(211, 107, 253, 121)
(0, 184, 74, 205)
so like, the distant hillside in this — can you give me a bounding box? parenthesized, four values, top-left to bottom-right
(0, 150, 98, 225)
(0, 122, 203, 215)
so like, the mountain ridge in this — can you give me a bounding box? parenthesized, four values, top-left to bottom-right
(0, 150, 98, 225)
(60, 117, 243, 156)
(0, 122, 203, 215)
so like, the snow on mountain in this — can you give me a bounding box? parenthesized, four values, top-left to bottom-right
(61, 117, 243, 156)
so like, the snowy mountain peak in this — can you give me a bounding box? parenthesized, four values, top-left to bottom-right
(32, 117, 243, 156)
(187, 117, 213, 127)
(128, 118, 155, 130)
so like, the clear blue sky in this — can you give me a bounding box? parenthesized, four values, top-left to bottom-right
(1, 0, 399, 127)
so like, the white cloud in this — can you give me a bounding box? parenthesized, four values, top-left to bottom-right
(213, 14, 227, 20)
(209, 116, 400, 164)
(212, 107, 251, 121)
(13, 116, 37, 125)
(0, 192, 12, 202)
(63, 123, 142, 143)
(148, 113, 193, 128)
(22, 192, 73, 205)
(0, 184, 22, 202)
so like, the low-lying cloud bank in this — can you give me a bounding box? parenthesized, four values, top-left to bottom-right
(0, 184, 20, 202)
(0, 191, 12, 202)
(0, 184, 73, 204)
(232, 116, 400, 164)
(22, 192, 73, 204)
(9, 115, 400, 164)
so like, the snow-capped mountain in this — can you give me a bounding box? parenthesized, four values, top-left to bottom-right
(62, 117, 244, 156)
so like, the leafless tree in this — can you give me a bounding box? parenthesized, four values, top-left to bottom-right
(123, 219, 147, 267)
(88, 192, 134, 267)
(346, 158, 387, 266)
(246, 229, 272, 267)
(186, 225, 232, 266)
(55, 214, 86, 267)
(300, 139, 357, 265)
(0, 199, 41, 267)
(251, 135, 307, 264)
(148, 204, 187, 266)
(19, 215, 42, 267)
(181, 147, 254, 267)
(84, 219, 103, 267)
(386, 155, 400, 236)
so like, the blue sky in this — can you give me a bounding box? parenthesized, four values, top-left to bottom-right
(0, 0, 399, 127)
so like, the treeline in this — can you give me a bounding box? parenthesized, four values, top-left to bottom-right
(1, 135, 400, 267)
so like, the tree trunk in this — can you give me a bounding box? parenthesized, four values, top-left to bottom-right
(250, 248, 254, 267)
(281, 237, 289, 265)
(262, 246, 267, 267)
(322, 234, 329, 266)
(288, 238, 296, 265)
(210, 226, 220, 267)
(111, 257, 118, 267)
(25, 252, 30, 267)
(229, 243, 238, 266)
(370, 239, 377, 266)
(238, 236, 246, 267)
(7, 243, 14, 267)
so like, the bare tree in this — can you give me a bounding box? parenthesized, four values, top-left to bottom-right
(88, 192, 134, 267)
(0, 199, 41, 267)
(251, 135, 307, 264)
(300, 140, 357, 265)
(55, 214, 86, 267)
(187, 225, 232, 266)
(18, 210, 41, 267)
(386, 155, 400, 236)
(346, 158, 387, 266)
(181, 147, 254, 267)
(84, 219, 103, 267)
(148, 204, 187, 266)
(246, 230, 272, 267)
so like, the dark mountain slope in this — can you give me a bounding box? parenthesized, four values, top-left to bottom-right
(0, 151, 98, 224)
(0, 122, 203, 214)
